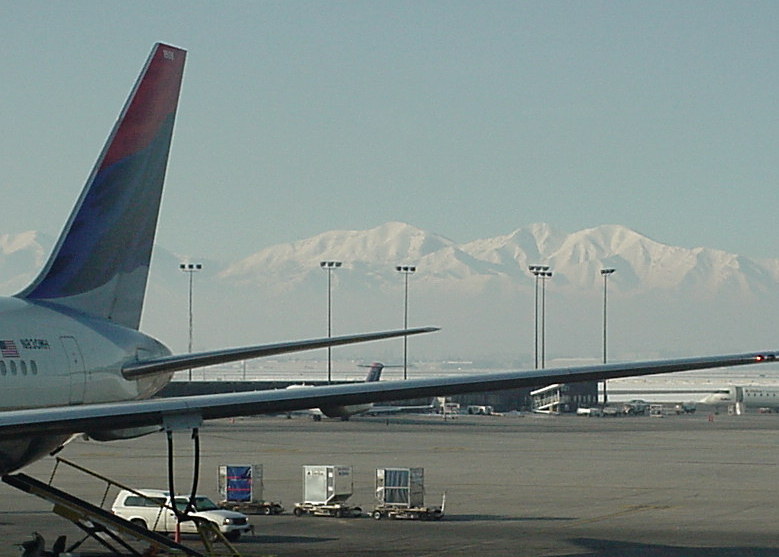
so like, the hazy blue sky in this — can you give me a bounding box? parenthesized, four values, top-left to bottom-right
(3, 1, 779, 262)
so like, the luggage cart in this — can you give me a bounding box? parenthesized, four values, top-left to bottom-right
(294, 465, 361, 518)
(371, 502, 443, 520)
(217, 464, 284, 515)
(292, 502, 362, 518)
(220, 499, 284, 515)
(371, 467, 445, 521)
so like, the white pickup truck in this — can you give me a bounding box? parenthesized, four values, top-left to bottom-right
(112, 489, 251, 541)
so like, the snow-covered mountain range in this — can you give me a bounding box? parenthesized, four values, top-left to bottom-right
(3, 223, 778, 366)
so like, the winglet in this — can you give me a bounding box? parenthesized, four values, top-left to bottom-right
(17, 43, 186, 329)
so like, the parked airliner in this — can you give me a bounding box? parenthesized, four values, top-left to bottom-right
(0, 43, 775, 480)
(700, 385, 779, 412)
(288, 362, 436, 419)
(286, 362, 385, 419)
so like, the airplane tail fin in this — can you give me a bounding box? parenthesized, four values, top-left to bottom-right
(16, 43, 186, 329)
(364, 362, 384, 382)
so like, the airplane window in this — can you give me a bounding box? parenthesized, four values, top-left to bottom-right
(0, 361, 5, 376)
(30, 361, 37, 375)
(9, 361, 16, 375)
(20, 361, 27, 376)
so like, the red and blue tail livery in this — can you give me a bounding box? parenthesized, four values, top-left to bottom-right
(18, 44, 186, 329)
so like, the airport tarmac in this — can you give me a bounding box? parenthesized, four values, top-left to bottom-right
(3, 411, 779, 556)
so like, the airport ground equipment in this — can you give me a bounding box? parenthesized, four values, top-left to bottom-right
(371, 467, 444, 520)
(2, 462, 207, 556)
(675, 402, 697, 414)
(111, 488, 251, 542)
(292, 501, 363, 517)
(217, 464, 284, 515)
(293, 465, 362, 518)
(649, 404, 666, 417)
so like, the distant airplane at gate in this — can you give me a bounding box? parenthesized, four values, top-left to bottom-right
(701, 385, 779, 413)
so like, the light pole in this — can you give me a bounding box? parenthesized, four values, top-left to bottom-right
(179, 262, 202, 381)
(529, 265, 550, 369)
(320, 261, 342, 383)
(396, 265, 417, 380)
(601, 268, 616, 404)
(539, 270, 552, 369)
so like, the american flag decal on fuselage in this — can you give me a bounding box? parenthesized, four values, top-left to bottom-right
(0, 340, 20, 358)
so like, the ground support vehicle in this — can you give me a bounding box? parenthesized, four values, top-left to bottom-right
(623, 399, 650, 415)
(292, 502, 362, 518)
(675, 402, 697, 414)
(649, 404, 666, 417)
(111, 489, 252, 542)
(294, 465, 360, 518)
(219, 500, 284, 515)
(371, 504, 443, 520)
(372, 467, 445, 520)
(576, 406, 603, 417)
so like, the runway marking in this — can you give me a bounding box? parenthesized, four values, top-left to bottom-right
(574, 504, 672, 525)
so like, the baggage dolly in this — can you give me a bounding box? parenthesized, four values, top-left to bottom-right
(372, 490, 445, 521)
(371, 504, 443, 520)
(219, 500, 284, 515)
(292, 502, 362, 518)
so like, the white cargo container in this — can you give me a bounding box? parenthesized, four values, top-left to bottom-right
(375, 467, 425, 508)
(303, 465, 353, 504)
(293, 465, 361, 518)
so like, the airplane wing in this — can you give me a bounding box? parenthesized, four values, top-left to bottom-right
(0, 351, 774, 438)
(122, 327, 439, 379)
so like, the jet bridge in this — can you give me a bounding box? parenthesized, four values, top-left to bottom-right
(530, 382, 598, 414)
(530, 383, 564, 413)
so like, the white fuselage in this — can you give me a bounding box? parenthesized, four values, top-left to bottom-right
(701, 385, 779, 409)
(285, 383, 373, 418)
(0, 296, 172, 471)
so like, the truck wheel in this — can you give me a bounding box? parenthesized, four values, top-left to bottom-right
(372, 510, 383, 520)
(262, 505, 272, 515)
(334, 508, 344, 518)
(293, 506, 304, 517)
(130, 518, 147, 529)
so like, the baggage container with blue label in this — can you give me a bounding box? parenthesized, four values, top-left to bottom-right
(217, 464, 284, 515)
